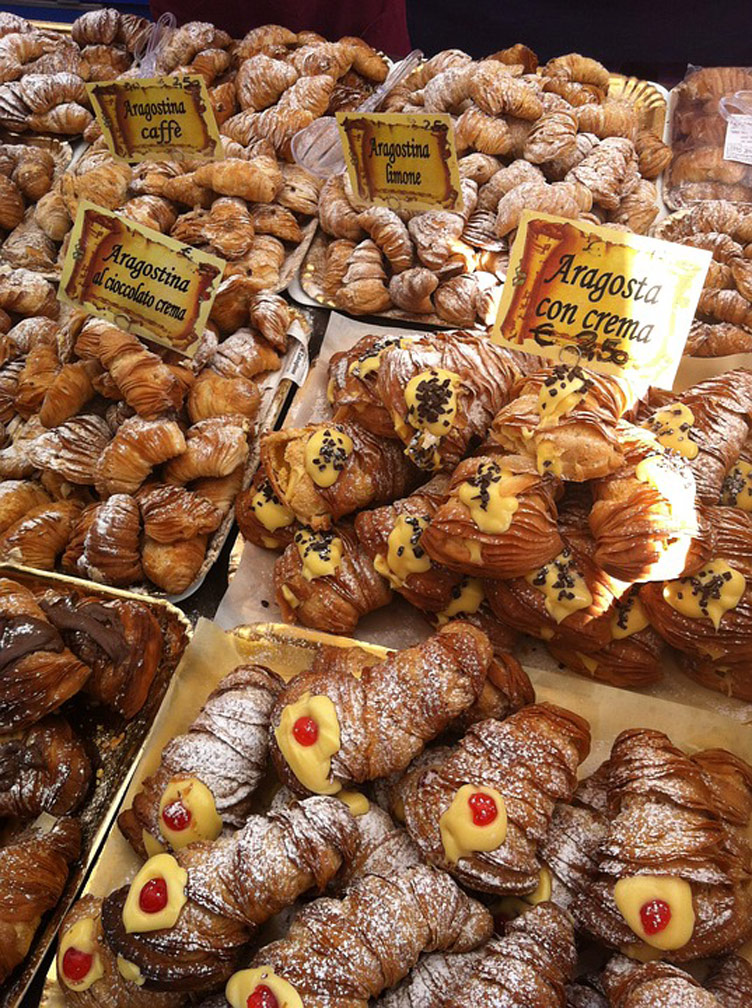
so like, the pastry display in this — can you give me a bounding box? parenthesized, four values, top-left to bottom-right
(601, 953, 752, 1008)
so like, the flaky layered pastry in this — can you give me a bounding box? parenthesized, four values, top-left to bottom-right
(601, 953, 752, 1008)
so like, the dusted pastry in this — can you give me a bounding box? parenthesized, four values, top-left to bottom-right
(234, 469, 298, 550)
(70, 495, 143, 587)
(101, 797, 357, 991)
(141, 534, 208, 595)
(94, 418, 186, 497)
(260, 421, 419, 530)
(269, 621, 492, 796)
(118, 663, 283, 858)
(0, 498, 84, 570)
(326, 332, 413, 437)
(139, 485, 223, 544)
(601, 953, 752, 1008)
(0, 816, 81, 984)
(399, 703, 589, 895)
(164, 417, 249, 484)
(274, 524, 392, 634)
(27, 414, 113, 486)
(420, 454, 563, 579)
(0, 479, 50, 534)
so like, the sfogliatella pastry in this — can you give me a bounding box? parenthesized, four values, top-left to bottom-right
(601, 953, 752, 1008)
(270, 622, 493, 797)
(118, 664, 283, 859)
(0, 815, 81, 984)
(490, 363, 634, 481)
(326, 332, 413, 438)
(398, 703, 590, 895)
(260, 421, 419, 530)
(274, 524, 392, 633)
(420, 454, 563, 579)
(543, 728, 752, 961)
(234, 468, 298, 550)
(0, 577, 91, 731)
(101, 797, 357, 991)
(217, 864, 492, 1008)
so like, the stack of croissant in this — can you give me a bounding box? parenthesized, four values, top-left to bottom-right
(236, 327, 752, 702)
(51, 619, 752, 1007)
(0, 571, 185, 987)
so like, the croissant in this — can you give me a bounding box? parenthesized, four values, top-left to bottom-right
(601, 953, 752, 1008)
(289, 41, 353, 79)
(275, 523, 392, 633)
(544, 728, 752, 962)
(0, 478, 50, 533)
(93, 417, 186, 497)
(0, 816, 81, 984)
(576, 101, 638, 141)
(374, 332, 529, 472)
(260, 421, 418, 530)
(270, 621, 492, 796)
(318, 173, 365, 240)
(276, 162, 323, 215)
(454, 106, 513, 156)
(118, 663, 283, 859)
(545, 51, 610, 90)
(0, 498, 83, 571)
(220, 864, 492, 1008)
(490, 363, 632, 482)
(0, 714, 90, 820)
(155, 21, 231, 73)
(193, 156, 282, 203)
(141, 533, 208, 595)
(101, 797, 357, 991)
(235, 468, 297, 550)
(334, 238, 392, 315)
(233, 23, 296, 60)
(495, 179, 592, 236)
(420, 454, 563, 578)
(477, 159, 545, 212)
(340, 35, 388, 81)
(0, 264, 58, 318)
(138, 485, 223, 545)
(422, 65, 473, 112)
(0, 577, 91, 731)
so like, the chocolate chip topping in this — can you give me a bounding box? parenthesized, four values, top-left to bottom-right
(311, 428, 349, 474)
(409, 371, 455, 427)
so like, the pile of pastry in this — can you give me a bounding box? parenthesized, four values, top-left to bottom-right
(655, 199, 752, 357)
(237, 328, 752, 700)
(0, 276, 298, 594)
(49, 620, 752, 1006)
(668, 65, 752, 207)
(311, 45, 671, 324)
(0, 572, 186, 988)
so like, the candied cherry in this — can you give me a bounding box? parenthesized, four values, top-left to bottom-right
(247, 985, 279, 1008)
(62, 947, 93, 982)
(162, 799, 191, 832)
(139, 876, 168, 914)
(293, 715, 319, 746)
(468, 791, 498, 827)
(640, 898, 672, 935)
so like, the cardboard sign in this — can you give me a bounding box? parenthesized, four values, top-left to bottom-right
(337, 111, 461, 213)
(87, 75, 221, 163)
(492, 212, 712, 390)
(59, 201, 224, 357)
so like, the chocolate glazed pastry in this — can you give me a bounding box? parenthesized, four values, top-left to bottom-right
(40, 592, 162, 719)
(0, 577, 91, 731)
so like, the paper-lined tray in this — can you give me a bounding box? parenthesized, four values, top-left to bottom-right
(38, 617, 752, 1007)
(1, 565, 190, 1008)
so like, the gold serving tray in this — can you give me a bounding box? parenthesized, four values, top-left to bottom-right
(0, 565, 190, 1008)
(608, 73, 669, 137)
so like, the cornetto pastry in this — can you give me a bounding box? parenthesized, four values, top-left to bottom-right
(274, 523, 392, 633)
(101, 797, 358, 991)
(640, 504, 752, 672)
(260, 421, 419, 531)
(353, 475, 469, 613)
(419, 453, 563, 579)
(397, 703, 590, 896)
(381, 902, 576, 1008)
(542, 728, 752, 961)
(0, 815, 81, 984)
(490, 363, 634, 482)
(639, 370, 752, 504)
(234, 468, 298, 550)
(39, 590, 164, 719)
(118, 664, 283, 859)
(215, 864, 492, 1008)
(269, 622, 493, 797)
(57, 895, 182, 1008)
(0, 577, 91, 731)
(547, 587, 665, 688)
(601, 953, 752, 1008)
(0, 715, 91, 820)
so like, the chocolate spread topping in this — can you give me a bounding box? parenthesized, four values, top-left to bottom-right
(0, 616, 63, 672)
(40, 597, 128, 665)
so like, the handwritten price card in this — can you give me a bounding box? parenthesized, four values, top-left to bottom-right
(59, 202, 224, 357)
(492, 212, 711, 390)
(337, 111, 461, 213)
(88, 75, 221, 163)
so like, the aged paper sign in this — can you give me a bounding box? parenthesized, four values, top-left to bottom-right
(87, 75, 221, 163)
(337, 111, 461, 213)
(492, 212, 711, 389)
(59, 201, 224, 357)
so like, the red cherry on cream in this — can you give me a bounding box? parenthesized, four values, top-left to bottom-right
(62, 946, 93, 982)
(293, 715, 319, 746)
(139, 876, 168, 914)
(162, 799, 191, 832)
(247, 984, 279, 1008)
(640, 898, 672, 935)
(468, 791, 498, 827)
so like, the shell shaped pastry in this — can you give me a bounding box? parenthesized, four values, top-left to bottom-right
(27, 415, 112, 486)
(235, 468, 298, 551)
(164, 417, 250, 485)
(94, 417, 186, 497)
(76, 494, 143, 587)
(139, 485, 223, 544)
(0, 498, 84, 570)
(141, 533, 208, 595)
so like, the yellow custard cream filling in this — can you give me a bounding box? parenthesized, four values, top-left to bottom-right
(226, 967, 303, 1008)
(58, 918, 104, 992)
(663, 560, 745, 630)
(252, 480, 294, 533)
(122, 853, 188, 934)
(405, 368, 460, 436)
(645, 403, 699, 460)
(537, 364, 592, 429)
(437, 577, 484, 624)
(721, 460, 752, 511)
(294, 528, 343, 580)
(611, 593, 650, 640)
(275, 692, 341, 795)
(158, 775, 222, 850)
(374, 514, 431, 587)
(614, 875, 695, 951)
(304, 427, 353, 488)
(527, 549, 593, 623)
(439, 784, 507, 864)
(458, 461, 522, 534)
